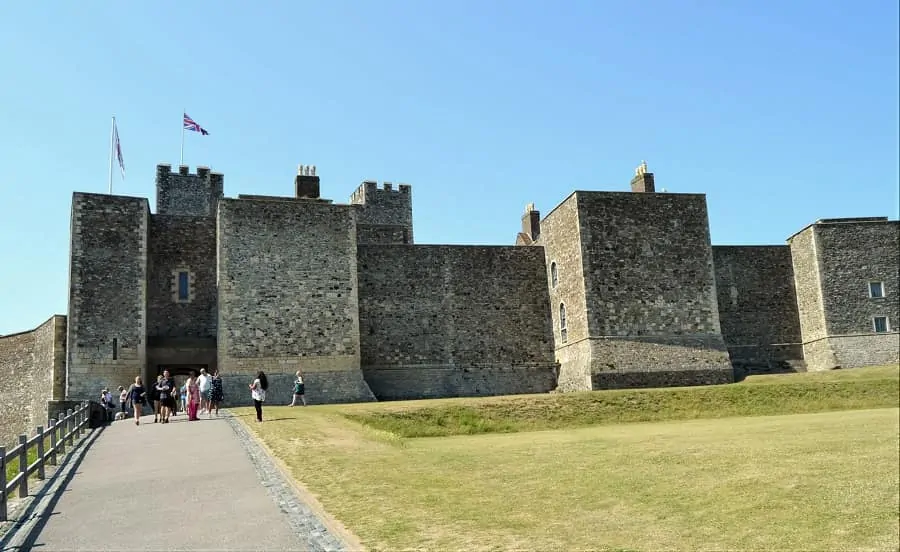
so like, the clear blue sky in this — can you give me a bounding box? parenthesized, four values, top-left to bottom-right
(1, 1, 897, 334)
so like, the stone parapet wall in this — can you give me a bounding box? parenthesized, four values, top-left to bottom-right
(0, 315, 66, 449)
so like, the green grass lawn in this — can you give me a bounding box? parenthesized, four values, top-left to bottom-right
(235, 364, 900, 551)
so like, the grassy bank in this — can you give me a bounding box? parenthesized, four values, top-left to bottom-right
(237, 406, 899, 551)
(343, 364, 900, 438)
(233, 364, 900, 551)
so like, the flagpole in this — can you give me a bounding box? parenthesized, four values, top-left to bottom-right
(108, 116, 115, 194)
(180, 109, 185, 165)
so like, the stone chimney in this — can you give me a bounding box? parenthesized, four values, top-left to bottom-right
(295, 164, 320, 199)
(522, 203, 541, 241)
(630, 160, 655, 193)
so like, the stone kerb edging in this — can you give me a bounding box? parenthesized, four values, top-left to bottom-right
(0, 426, 104, 551)
(223, 412, 364, 552)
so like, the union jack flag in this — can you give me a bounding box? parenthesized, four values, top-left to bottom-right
(183, 113, 209, 135)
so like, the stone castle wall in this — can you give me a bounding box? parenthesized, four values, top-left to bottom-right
(575, 191, 732, 387)
(713, 246, 804, 375)
(0, 315, 66, 449)
(67, 193, 149, 398)
(813, 220, 899, 369)
(216, 197, 374, 404)
(147, 215, 217, 338)
(357, 245, 558, 400)
(533, 193, 592, 391)
(155, 164, 224, 217)
(350, 181, 413, 244)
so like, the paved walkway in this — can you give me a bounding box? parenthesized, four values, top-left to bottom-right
(8, 410, 347, 551)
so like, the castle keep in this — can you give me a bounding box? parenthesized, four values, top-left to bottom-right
(1, 160, 897, 445)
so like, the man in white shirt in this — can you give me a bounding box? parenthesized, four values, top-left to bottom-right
(197, 368, 211, 414)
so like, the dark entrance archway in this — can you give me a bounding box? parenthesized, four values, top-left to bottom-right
(156, 364, 208, 378)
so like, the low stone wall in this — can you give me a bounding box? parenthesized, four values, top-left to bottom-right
(727, 343, 806, 379)
(592, 368, 733, 389)
(219, 370, 375, 407)
(362, 365, 558, 401)
(828, 333, 900, 370)
(588, 336, 734, 390)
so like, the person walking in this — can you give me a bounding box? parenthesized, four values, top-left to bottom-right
(130, 376, 147, 426)
(157, 370, 175, 423)
(208, 369, 224, 418)
(186, 372, 201, 421)
(118, 385, 129, 416)
(249, 371, 268, 423)
(290, 370, 306, 407)
(197, 368, 211, 414)
(151, 374, 162, 423)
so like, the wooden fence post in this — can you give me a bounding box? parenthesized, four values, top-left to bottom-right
(58, 415, 67, 456)
(17, 434, 28, 498)
(49, 419, 58, 465)
(36, 426, 45, 480)
(1, 445, 7, 522)
(66, 409, 74, 447)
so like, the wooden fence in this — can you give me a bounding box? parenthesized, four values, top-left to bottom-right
(0, 401, 90, 522)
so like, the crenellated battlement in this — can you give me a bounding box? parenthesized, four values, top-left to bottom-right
(155, 163, 224, 217)
(349, 180, 411, 205)
(157, 163, 224, 181)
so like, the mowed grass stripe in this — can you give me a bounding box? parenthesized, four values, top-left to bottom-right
(342, 364, 900, 437)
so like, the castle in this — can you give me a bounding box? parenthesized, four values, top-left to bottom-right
(1, 161, 897, 446)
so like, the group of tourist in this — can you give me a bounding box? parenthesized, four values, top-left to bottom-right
(100, 369, 307, 425)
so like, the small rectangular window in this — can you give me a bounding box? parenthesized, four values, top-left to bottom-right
(112, 338, 118, 360)
(873, 316, 889, 333)
(869, 282, 885, 298)
(178, 271, 189, 300)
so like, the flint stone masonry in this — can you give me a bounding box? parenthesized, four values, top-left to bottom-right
(357, 245, 558, 399)
(155, 164, 224, 217)
(67, 193, 148, 398)
(532, 193, 591, 390)
(789, 219, 900, 371)
(713, 246, 805, 375)
(350, 180, 414, 244)
(560, 191, 732, 387)
(0, 315, 66, 449)
(147, 215, 217, 338)
(8, 161, 899, 414)
(217, 196, 374, 403)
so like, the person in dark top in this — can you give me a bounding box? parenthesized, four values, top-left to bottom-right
(129, 376, 147, 426)
(156, 370, 176, 423)
(150, 375, 162, 423)
(208, 369, 224, 418)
